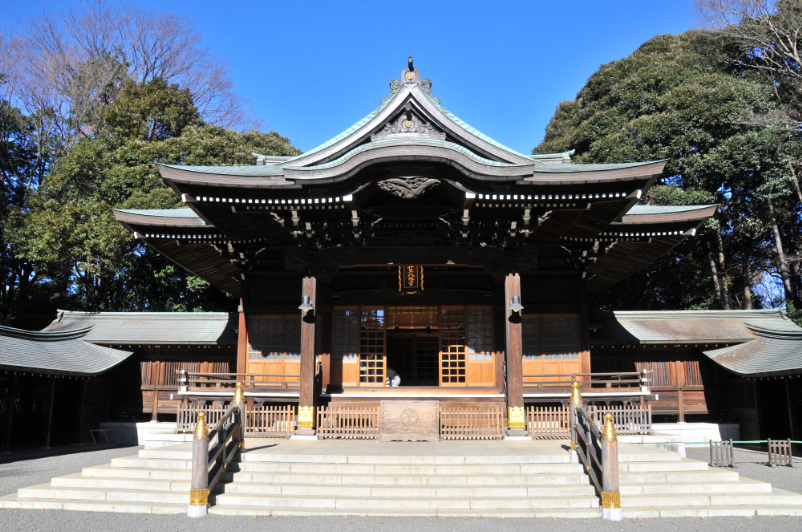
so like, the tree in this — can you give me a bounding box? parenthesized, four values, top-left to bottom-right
(535, 31, 800, 312)
(3, 78, 299, 329)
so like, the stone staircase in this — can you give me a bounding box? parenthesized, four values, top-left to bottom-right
(1, 441, 801, 517)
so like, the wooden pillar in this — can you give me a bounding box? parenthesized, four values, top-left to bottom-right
(151, 388, 160, 422)
(3, 373, 18, 453)
(504, 273, 527, 437)
(785, 378, 798, 444)
(42, 376, 56, 449)
(296, 275, 317, 436)
(677, 388, 685, 422)
(236, 298, 247, 375)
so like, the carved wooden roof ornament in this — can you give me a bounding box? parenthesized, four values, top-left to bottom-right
(377, 177, 441, 199)
(381, 56, 440, 105)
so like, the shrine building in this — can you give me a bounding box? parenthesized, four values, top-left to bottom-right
(4, 59, 801, 445)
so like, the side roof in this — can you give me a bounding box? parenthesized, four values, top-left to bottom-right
(44, 310, 238, 345)
(0, 325, 132, 376)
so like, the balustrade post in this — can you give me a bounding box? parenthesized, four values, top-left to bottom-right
(232, 382, 246, 449)
(601, 413, 622, 521)
(569, 381, 582, 454)
(187, 412, 210, 518)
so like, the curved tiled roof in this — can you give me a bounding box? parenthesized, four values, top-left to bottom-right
(0, 324, 132, 376)
(703, 321, 802, 377)
(44, 310, 237, 345)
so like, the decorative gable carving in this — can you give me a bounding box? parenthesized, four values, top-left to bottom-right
(377, 177, 441, 199)
(371, 112, 446, 142)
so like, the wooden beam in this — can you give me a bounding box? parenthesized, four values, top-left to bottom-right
(42, 376, 56, 449)
(236, 299, 247, 375)
(3, 373, 17, 452)
(505, 274, 524, 428)
(297, 276, 317, 434)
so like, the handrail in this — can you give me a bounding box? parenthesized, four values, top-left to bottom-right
(187, 382, 246, 518)
(569, 382, 622, 521)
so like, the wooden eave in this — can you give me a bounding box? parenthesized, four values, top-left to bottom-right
(142, 238, 242, 296)
(614, 205, 719, 226)
(113, 209, 209, 228)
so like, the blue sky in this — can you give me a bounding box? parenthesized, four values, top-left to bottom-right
(3, 0, 695, 154)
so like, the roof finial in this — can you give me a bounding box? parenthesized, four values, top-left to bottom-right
(408, 56, 413, 71)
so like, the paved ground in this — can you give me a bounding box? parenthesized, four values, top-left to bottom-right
(0, 512, 798, 531)
(0, 445, 143, 498)
(686, 447, 802, 495)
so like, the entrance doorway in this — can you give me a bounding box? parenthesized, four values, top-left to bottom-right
(386, 331, 439, 386)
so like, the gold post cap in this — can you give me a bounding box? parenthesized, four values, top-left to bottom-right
(602, 412, 617, 441)
(570, 381, 582, 407)
(193, 412, 209, 440)
(232, 381, 245, 406)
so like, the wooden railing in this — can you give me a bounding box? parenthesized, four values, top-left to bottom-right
(526, 404, 651, 438)
(440, 405, 504, 440)
(177, 403, 229, 433)
(527, 405, 571, 438)
(570, 383, 622, 521)
(187, 384, 245, 518)
(247, 405, 296, 437)
(523, 370, 650, 390)
(590, 405, 651, 435)
(317, 405, 380, 439)
(179, 370, 301, 390)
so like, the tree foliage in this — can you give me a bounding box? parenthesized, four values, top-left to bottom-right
(0, 74, 299, 329)
(535, 31, 802, 312)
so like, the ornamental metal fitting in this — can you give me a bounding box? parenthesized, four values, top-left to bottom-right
(507, 406, 525, 430)
(189, 488, 210, 506)
(298, 406, 314, 429)
(193, 412, 208, 440)
(570, 441, 578, 451)
(602, 412, 617, 442)
(232, 381, 245, 406)
(570, 381, 583, 407)
(601, 491, 621, 509)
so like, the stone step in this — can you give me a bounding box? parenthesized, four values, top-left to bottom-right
(621, 490, 802, 508)
(111, 457, 191, 470)
(620, 479, 772, 495)
(228, 471, 587, 486)
(239, 453, 579, 465)
(51, 474, 192, 492)
(0, 494, 185, 514)
(231, 462, 585, 475)
(218, 482, 596, 498)
(213, 492, 598, 510)
(17, 486, 189, 505)
(619, 470, 740, 483)
(208, 505, 602, 518)
(617, 460, 708, 472)
(143, 434, 194, 449)
(623, 505, 802, 518)
(82, 466, 194, 481)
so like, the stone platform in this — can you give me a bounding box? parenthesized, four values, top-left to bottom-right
(1, 439, 802, 518)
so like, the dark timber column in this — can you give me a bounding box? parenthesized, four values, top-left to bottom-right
(2, 373, 18, 452)
(42, 376, 56, 449)
(504, 273, 527, 438)
(295, 275, 317, 437)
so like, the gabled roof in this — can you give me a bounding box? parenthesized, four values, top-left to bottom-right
(0, 325, 132, 376)
(590, 309, 791, 344)
(703, 322, 802, 377)
(616, 204, 719, 225)
(43, 310, 238, 345)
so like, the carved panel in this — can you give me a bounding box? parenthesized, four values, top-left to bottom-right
(371, 113, 446, 141)
(380, 400, 440, 442)
(377, 177, 441, 199)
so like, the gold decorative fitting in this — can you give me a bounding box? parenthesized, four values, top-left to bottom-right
(404, 120, 413, 128)
(298, 406, 314, 429)
(601, 413, 617, 442)
(232, 381, 245, 406)
(238, 440, 245, 450)
(193, 412, 209, 440)
(570, 441, 577, 451)
(570, 381, 583, 407)
(601, 491, 621, 509)
(406, 72, 415, 80)
(189, 488, 210, 506)
(507, 406, 525, 430)
(586, 465, 591, 472)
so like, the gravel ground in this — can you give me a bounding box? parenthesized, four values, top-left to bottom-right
(0, 512, 799, 532)
(685, 447, 802, 495)
(0, 445, 142, 497)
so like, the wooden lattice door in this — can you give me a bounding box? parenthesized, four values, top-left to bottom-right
(522, 314, 582, 383)
(358, 307, 386, 386)
(246, 315, 301, 381)
(466, 307, 495, 386)
(439, 307, 466, 386)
